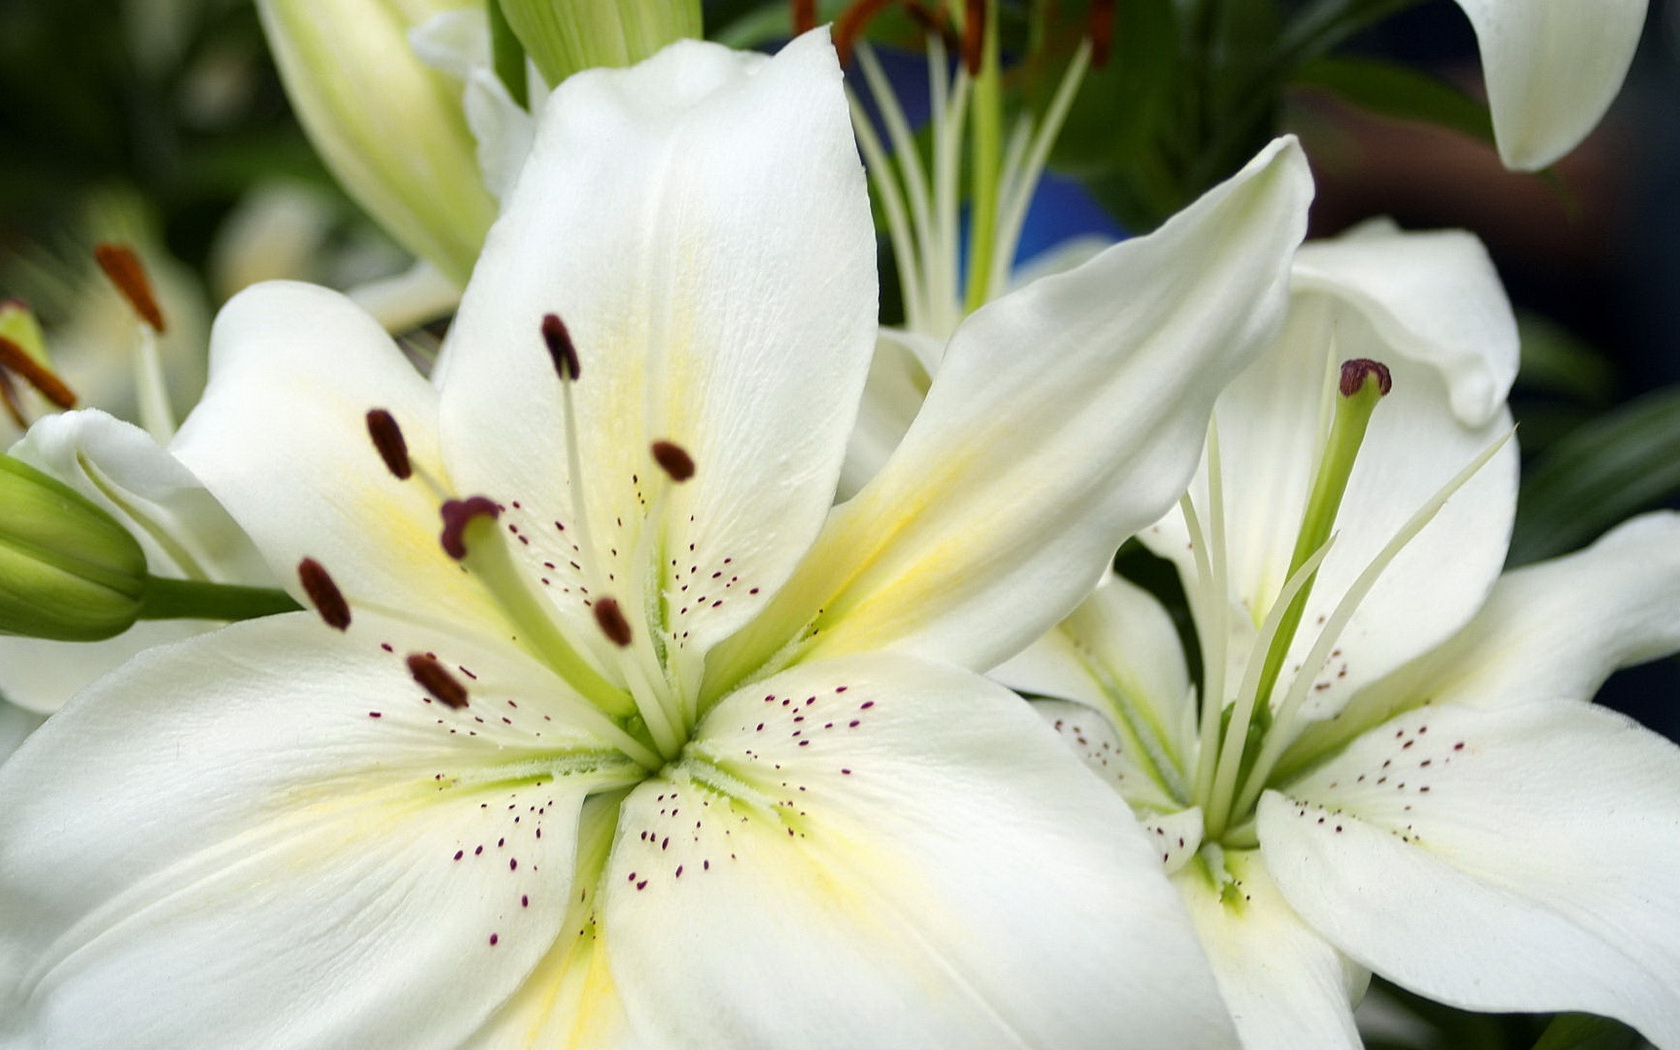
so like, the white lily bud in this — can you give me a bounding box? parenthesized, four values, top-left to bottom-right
(257, 0, 498, 285)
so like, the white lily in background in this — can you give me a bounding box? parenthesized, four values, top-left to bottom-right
(0, 410, 277, 751)
(0, 31, 1312, 1047)
(998, 220, 1680, 1047)
(1453, 0, 1649, 171)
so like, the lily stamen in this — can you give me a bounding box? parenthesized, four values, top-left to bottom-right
(365, 409, 413, 481)
(405, 652, 470, 709)
(297, 557, 352, 631)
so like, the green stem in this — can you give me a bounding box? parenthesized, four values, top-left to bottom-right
(1247, 361, 1387, 734)
(962, 0, 1003, 314)
(137, 577, 302, 622)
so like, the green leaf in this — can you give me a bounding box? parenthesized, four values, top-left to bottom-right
(1528, 1013, 1644, 1050)
(1292, 55, 1494, 147)
(1510, 384, 1680, 565)
(1516, 313, 1617, 406)
(1040, 0, 1181, 179)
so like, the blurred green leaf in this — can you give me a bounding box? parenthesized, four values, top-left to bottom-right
(1516, 313, 1617, 407)
(1527, 1013, 1644, 1050)
(1510, 384, 1680, 565)
(1292, 55, 1494, 146)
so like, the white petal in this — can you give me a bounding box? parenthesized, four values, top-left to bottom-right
(1292, 221, 1518, 428)
(1174, 848, 1367, 1050)
(0, 621, 214, 716)
(0, 614, 641, 1047)
(436, 30, 876, 660)
(173, 281, 501, 628)
(1143, 227, 1518, 724)
(604, 653, 1238, 1048)
(1410, 512, 1680, 711)
(718, 137, 1312, 680)
(837, 329, 934, 500)
(1298, 511, 1680, 763)
(1455, 0, 1647, 170)
(1259, 700, 1680, 1046)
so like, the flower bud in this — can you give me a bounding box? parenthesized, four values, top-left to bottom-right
(256, 0, 497, 285)
(0, 455, 147, 641)
(498, 0, 701, 87)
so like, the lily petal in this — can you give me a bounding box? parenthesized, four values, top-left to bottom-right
(1292, 220, 1518, 429)
(0, 614, 642, 1048)
(715, 137, 1312, 683)
(436, 29, 876, 658)
(1454, 0, 1648, 171)
(1259, 700, 1680, 1046)
(607, 652, 1238, 1048)
(1175, 848, 1367, 1050)
(0, 700, 43, 762)
(1033, 698, 1186, 814)
(837, 329, 935, 501)
(173, 280, 500, 629)
(1404, 511, 1680, 712)
(1290, 512, 1680, 765)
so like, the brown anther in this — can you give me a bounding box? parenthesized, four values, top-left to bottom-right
(407, 652, 469, 709)
(651, 440, 695, 482)
(541, 313, 580, 382)
(1088, 0, 1115, 69)
(440, 496, 502, 560)
(833, 0, 896, 66)
(297, 557, 351, 631)
(962, 0, 985, 74)
(365, 409, 412, 480)
(0, 335, 77, 409)
(791, 0, 816, 34)
(593, 596, 634, 647)
(1339, 359, 1393, 398)
(93, 243, 166, 332)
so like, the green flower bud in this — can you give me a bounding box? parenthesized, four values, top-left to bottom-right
(498, 0, 701, 87)
(257, 0, 498, 285)
(0, 455, 147, 641)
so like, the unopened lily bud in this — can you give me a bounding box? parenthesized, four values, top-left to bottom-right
(499, 0, 700, 86)
(256, 0, 496, 285)
(0, 455, 147, 641)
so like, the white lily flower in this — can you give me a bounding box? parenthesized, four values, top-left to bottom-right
(999, 220, 1680, 1046)
(0, 31, 1313, 1046)
(1455, 0, 1649, 171)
